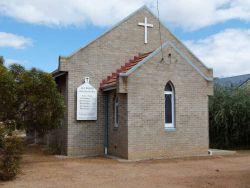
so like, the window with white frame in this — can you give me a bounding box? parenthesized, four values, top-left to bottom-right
(165, 82, 175, 129)
(114, 95, 119, 127)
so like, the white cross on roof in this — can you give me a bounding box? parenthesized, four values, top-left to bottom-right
(138, 17, 153, 44)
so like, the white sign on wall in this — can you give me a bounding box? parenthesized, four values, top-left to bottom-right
(77, 77, 97, 120)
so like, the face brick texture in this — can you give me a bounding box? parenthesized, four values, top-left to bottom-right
(54, 7, 213, 159)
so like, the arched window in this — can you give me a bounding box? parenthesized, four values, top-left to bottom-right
(165, 82, 175, 129)
(114, 95, 119, 127)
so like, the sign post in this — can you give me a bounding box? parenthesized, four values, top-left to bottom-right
(77, 77, 97, 120)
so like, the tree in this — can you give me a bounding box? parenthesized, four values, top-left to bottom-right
(17, 68, 65, 142)
(0, 59, 17, 122)
(7, 64, 26, 130)
(0, 56, 65, 143)
(0, 56, 4, 65)
(9, 64, 25, 80)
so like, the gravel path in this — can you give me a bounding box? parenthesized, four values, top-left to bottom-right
(1, 146, 250, 188)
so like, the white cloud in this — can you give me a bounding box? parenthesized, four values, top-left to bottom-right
(185, 29, 250, 77)
(0, 0, 250, 30)
(5, 59, 26, 66)
(0, 32, 32, 49)
(0, 0, 148, 27)
(157, 0, 250, 30)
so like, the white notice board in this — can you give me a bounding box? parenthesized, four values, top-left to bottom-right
(77, 77, 97, 120)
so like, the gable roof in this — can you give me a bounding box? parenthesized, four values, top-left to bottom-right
(119, 40, 213, 81)
(61, 5, 149, 59)
(100, 52, 152, 90)
(59, 5, 211, 73)
(215, 74, 250, 88)
(100, 40, 213, 91)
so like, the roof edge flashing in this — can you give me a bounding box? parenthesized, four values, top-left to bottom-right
(119, 41, 213, 82)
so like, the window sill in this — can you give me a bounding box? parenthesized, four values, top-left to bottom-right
(164, 127, 176, 132)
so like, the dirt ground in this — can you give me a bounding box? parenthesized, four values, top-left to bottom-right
(1, 146, 250, 188)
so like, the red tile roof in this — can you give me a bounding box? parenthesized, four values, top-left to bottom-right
(100, 51, 152, 90)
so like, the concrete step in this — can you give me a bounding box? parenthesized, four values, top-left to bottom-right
(208, 149, 236, 156)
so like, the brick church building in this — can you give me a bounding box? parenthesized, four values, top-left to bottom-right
(52, 6, 213, 160)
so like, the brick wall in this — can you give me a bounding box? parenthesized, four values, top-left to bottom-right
(55, 7, 213, 157)
(107, 91, 128, 158)
(127, 47, 213, 160)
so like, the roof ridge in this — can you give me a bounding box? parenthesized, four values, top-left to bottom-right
(61, 5, 148, 59)
(218, 73, 250, 79)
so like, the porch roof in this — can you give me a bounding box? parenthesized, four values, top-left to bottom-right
(99, 51, 152, 91)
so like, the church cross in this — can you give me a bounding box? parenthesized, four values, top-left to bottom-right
(138, 17, 153, 44)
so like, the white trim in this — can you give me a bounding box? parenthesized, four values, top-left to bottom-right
(119, 41, 213, 82)
(164, 91, 172, 94)
(165, 123, 174, 128)
(164, 127, 176, 131)
(164, 83, 175, 128)
(105, 147, 108, 155)
(172, 90, 174, 127)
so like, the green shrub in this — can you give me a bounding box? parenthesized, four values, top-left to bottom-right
(0, 136, 23, 181)
(209, 86, 250, 149)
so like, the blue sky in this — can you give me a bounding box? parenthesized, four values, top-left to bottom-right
(0, 0, 250, 77)
(1, 16, 104, 72)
